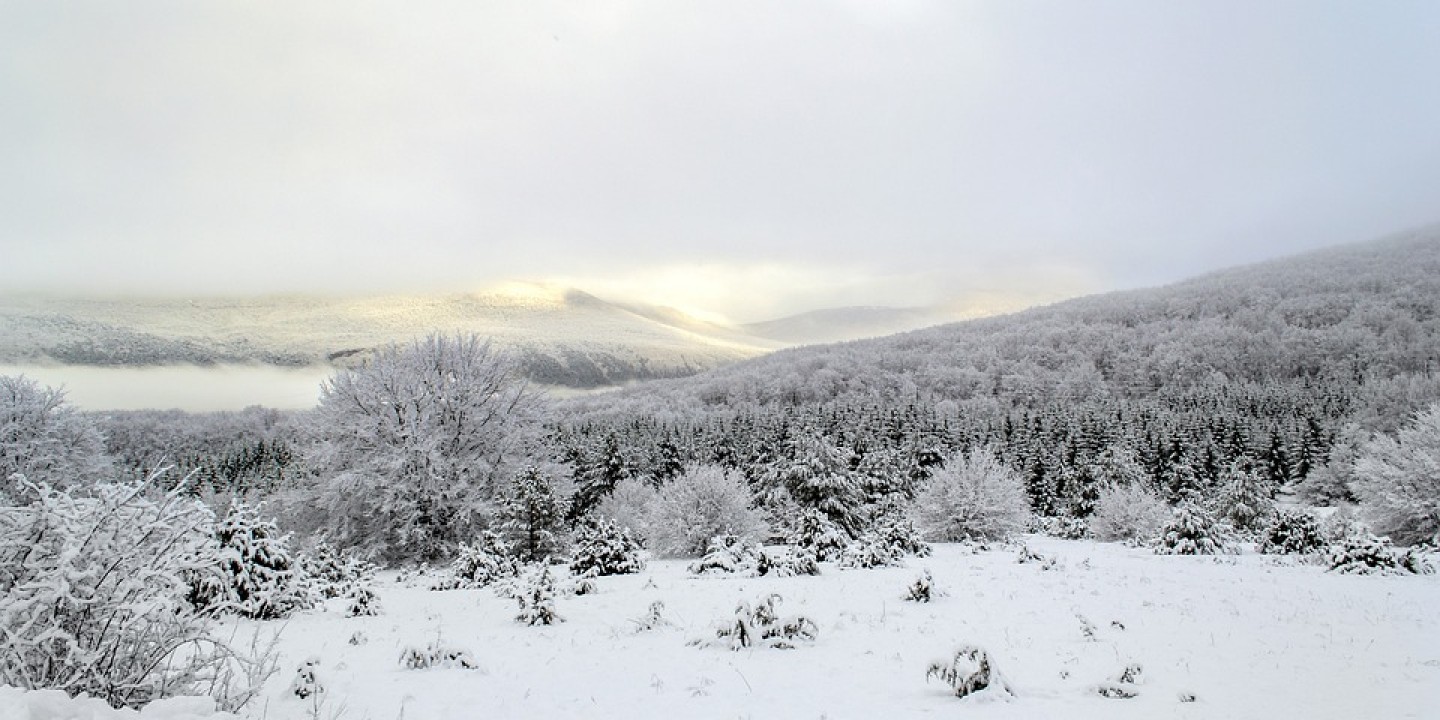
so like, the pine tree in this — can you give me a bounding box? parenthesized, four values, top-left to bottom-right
(499, 465, 568, 562)
(185, 500, 312, 620)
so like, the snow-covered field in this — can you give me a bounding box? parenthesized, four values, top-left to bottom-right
(238, 537, 1439, 720)
(8, 537, 1438, 720)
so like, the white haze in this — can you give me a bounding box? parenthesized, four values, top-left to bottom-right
(0, 365, 331, 412)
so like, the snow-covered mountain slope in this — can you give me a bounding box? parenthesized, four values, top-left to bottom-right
(0, 286, 783, 388)
(0, 282, 1055, 389)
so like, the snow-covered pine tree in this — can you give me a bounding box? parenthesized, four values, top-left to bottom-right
(499, 464, 568, 562)
(775, 433, 865, 537)
(1214, 462, 1276, 536)
(787, 508, 850, 561)
(434, 530, 517, 589)
(185, 500, 312, 620)
(1155, 503, 1233, 555)
(569, 517, 646, 576)
(514, 566, 564, 625)
(300, 541, 375, 599)
(1259, 509, 1327, 555)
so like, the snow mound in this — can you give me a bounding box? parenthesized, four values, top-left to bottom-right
(0, 686, 241, 720)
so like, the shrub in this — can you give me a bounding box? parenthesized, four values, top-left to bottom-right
(1155, 504, 1233, 556)
(431, 531, 517, 590)
(184, 500, 313, 620)
(399, 641, 479, 670)
(839, 532, 904, 569)
(0, 475, 274, 710)
(1259, 509, 1327, 555)
(912, 448, 1030, 542)
(1327, 533, 1433, 575)
(692, 593, 818, 650)
(630, 601, 673, 633)
(647, 464, 767, 557)
(593, 477, 659, 544)
(569, 517, 646, 577)
(756, 546, 821, 577)
(926, 645, 1012, 699)
(287, 657, 323, 699)
(345, 586, 383, 617)
(689, 534, 763, 575)
(904, 570, 938, 603)
(1089, 483, 1169, 543)
(300, 541, 375, 599)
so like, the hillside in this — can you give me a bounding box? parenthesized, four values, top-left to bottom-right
(0, 286, 782, 388)
(550, 226, 1440, 519)
(574, 225, 1440, 421)
(0, 285, 1049, 390)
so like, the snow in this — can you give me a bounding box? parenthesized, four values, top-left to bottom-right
(8, 537, 1438, 720)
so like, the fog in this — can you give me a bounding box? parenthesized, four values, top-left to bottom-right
(1, 365, 331, 412)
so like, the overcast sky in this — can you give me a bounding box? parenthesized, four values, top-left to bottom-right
(3, 1, 1438, 321)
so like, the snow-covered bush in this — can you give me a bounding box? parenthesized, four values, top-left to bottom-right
(184, 500, 312, 620)
(287, 657, 323, 699)
(1353, 403, 1440, 546)
(926, 645, 1012, 699)
(912, 448, 1030, 542)
(646, 464, 767, 557)
(630, 600, 673, 633)
(0, 475, 274, 710)
(1096, 663, 1144, 699)
(689, 534, 763, 575)
(309, 334, 542, 563)
(593, 477, 659, 544)
(345, 586, 383, 617)
(399, 641, 479, 670)
(1089, 483, 1170, 543)
(839, 532, 904, 569)
(498, 464, 569, 562)
(1155, 503, 1234, 556)
(871, 511, 933, 558)
(1259, 509, 1328, 555)
(756, 546, 821, 577)
(692, 593, 818, 650)
(904, 569, 938, 602)
(1035, 515, 1089, 540)
(514, 566, 564, 625)
(787, 508, 850, 561)
(300, 541, 375, 599)
(0, 375, 111, 498)
(569, 517, 646, 577)
(1326, 533, 1433, 575)
(431, 531, 517, 590)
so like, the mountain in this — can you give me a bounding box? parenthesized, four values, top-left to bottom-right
(570, 225, 1440, 428)
(742, 291, 1054, 346)
(0, 281, 1059, 389)
(0, 286, 783, 388)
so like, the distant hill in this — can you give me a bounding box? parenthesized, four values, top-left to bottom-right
(0, 283, 1044, 389)
(572, 225, 1440, 429)
(0, 286, 780, 388)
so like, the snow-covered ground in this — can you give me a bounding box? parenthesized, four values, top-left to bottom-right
(9, 537, 1438, 720)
